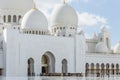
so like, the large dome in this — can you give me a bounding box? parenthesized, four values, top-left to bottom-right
(114, 42, 120, 53)
(0, 0, 33, 10)
(21, 9, 48, 30)
(51, 3, 78, 27)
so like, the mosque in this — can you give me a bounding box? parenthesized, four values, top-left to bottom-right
(0, 0, 120, 77)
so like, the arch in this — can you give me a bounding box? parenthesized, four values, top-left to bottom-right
(41, 51, 55, 74)
(8, 15, 11, 22)
(36, 31, 38, 34)
(13, 15, 17, 22)
(106, 63, 110, 75)
(116, 64, 119, 75)
(85, 63, 89, 76)
(96, 63, 100, 74)
(39, 31, 41, 34)
(101, 63, 105, 76)
(32, 31, 34, 34)
(62, 59, 68, 73)
(111, 64, 114, 75)
(27, 58, 35, 76)
(69, 34, 72, 37)
(18, 15, 22, 24)
(91, 63, 94, 74)
(86, 63, 89, 69)
(29, 31, 31, 34)
(18, 15, 21, 20)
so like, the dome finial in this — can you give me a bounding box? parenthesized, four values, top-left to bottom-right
(33, 0, 37, 10)
(62, 0, 66, 4)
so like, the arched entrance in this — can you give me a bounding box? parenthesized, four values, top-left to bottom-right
(27, 58, 34, 76)
(41, 51, 55, 74)
(62, 59, 68, 73)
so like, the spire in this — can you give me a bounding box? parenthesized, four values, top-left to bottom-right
(33, 0, 37, 10)
(62, 0, 66, 4)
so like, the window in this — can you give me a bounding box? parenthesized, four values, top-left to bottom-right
(13, 15, 16, 22)
(18, 15, 22, 24)
(32, 31, 34, 34)
(100, 38, 102, 42)
(2, 27, 4, 30)
(29, 31, 31, 34)
(18, 15, 21, 20)
(8, 15, 11, 22)
(69, 34, 72, 37)
(39, 31, 41, 34)
(54, 28, 56, 32)
(63, 35, 65, 37)
(36, 31, 38, 34)
(42, 31, 44, 35)
(106, 38, 109, 48)
(3, 16, 6, 22)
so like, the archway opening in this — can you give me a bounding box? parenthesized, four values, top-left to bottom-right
(8, 15, 11, 22)
(111, 64, 114, 75)
(96, 63, 100, 77)
(41, 55, 49, 74)
(85, 63, 89, 76)
(27, 58, 34, 76)
(106, 63, 110, 75)
(91, 63, 94, 74)
(101, 63, 105, 76)
(41, 52, 55, 74)
(116, 64, 119, 75)
(13, 15, 16, 22)
(62, 59, 68, 73)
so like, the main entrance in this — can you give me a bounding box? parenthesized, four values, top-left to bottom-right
(41, 51, 55, 74)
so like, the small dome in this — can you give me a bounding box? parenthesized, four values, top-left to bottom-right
(95, 42, 108, 53)
(51, 3, 78, 27)
(21, 9, 48, 30)
(114, 42, 120, 53)
(101, 26, 108, 32)
(78, 30, 84, 35)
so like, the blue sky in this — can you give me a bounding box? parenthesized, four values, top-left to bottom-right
(37, 0, 120, 46)
(70, 0, 120, 46)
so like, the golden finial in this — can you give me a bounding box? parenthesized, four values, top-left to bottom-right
(33, 0, 37, 10)
(62, 0, 66, 4)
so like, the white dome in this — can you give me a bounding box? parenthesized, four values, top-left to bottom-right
(51, 3, 78, 27)
(21, 9, 48, 30)
(0, 0, 33, 10)
(101, 26, 108, 32)
(114, 43, 120, 53)
(95, 42, 108, 53)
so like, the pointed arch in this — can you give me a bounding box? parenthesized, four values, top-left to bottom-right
(13, 15, 17, 22)
(8, 15, 11, 22)
(27, 58, 35, 76)
(41, 51, 55, 74)
(62, 59, 68, 73)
